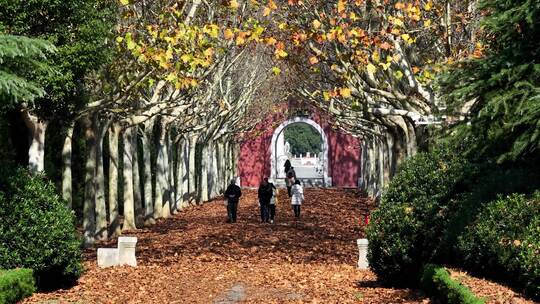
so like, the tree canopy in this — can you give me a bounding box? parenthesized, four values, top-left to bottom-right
(284, 123, 323, 156)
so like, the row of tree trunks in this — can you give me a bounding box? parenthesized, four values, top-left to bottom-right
(22, 109, 240, 246)
(60, 119, 239, 245)
(359, 122, 419, 199)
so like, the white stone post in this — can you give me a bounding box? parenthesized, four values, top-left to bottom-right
(118, 237, 138, 266)
(97, 248, 119, 268)
(357, 239, 369, 270)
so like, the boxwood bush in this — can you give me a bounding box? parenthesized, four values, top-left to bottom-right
(366, 146, 474, 286)
(0, 167, 83, 289)
(0, 269, 36, 304)
(420, 264, 484, 304)
(458, 192, 540, 299)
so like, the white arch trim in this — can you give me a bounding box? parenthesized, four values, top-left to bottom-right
(270, 117, 332, 187)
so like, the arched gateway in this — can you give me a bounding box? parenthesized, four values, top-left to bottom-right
(270, 117, 331, 187)
(238, 110, 362, 188)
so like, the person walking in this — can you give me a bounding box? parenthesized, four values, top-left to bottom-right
(269, 180, 278, 224)
(284, 159, 292, 176)
(291, 179, 304, 219)
(285, 167, 296, 197)
(224, 178, 242, 223)
(258, 177, 273, 223)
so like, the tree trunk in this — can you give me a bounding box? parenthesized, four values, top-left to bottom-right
(83, 117, 97, 245)
(154, 130, 169, 219)
(180, 138, 189, 210)
(175, 138, 184, 211)
(188, 134, 198, 204)
(141, 126, 155, 225)
(122, 127, 137, 231)
(108, 123, 121, 236)
(62, 124, 74, 208)
(22, 110, 47, 174)
(167, 132, 176, 214)
(198, 143, 209, 203)
(132, 128, 143, 221)
(161, 130, 171, 218)
(95, 118, 109, 241)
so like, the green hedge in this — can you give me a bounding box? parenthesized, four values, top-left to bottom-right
(420, 264, 484, 304)
(366, 146, 473, 286)
(0, 167, 83, 289)
(459, 192, 540, 298)
(0, 269, 36, 304)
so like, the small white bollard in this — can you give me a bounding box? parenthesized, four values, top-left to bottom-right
(118, 236, 138, 267)
(357, 239, 369, 270)
(97, 248, 119, 268)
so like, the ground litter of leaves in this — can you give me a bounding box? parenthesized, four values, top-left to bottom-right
(24, 188, 428, 303)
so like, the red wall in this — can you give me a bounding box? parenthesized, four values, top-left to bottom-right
(238, 111, 361, 188)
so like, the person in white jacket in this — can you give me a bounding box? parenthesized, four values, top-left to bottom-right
(290, 179, 304, 218)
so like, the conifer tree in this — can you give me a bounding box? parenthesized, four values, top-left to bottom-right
(438, 0, 540, 163)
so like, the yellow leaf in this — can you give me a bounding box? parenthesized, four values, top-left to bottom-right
(340, 87, 352, 98)
(224, 29, 235, 40)
(366, 63, 377, 74)
(394, 70, 404, 79)
(275, 49, 288, 58)
(271, 66, 281, 75)
(379, 62, 391, 71)
(230, 0, 240, 9)
(312, 19, 321, 30)
(424, 20, 432, 27)
(119, 0, 130, 5)
(265, 37, 277, 45)
(323, 91, 331, 101)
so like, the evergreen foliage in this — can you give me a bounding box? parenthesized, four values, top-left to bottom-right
(420, 264, 485, 304)
(459, 192, 540, 298)
(0, 167, 83, 289)
(0, 35, 55, 104)
(437, 0, 540, 163)
(283, 123, 323, 156)
(0, 0, 117, 118)
(366, 146, 473, 286)
(0, 269, 36, 304)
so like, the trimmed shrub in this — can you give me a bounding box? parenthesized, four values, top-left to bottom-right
(0, 167, 83, 289)
(420, 264, 484, 304)
(458, 192, 540, 299)
(0, 269, 36, 304)
(366, 146, 473, 286)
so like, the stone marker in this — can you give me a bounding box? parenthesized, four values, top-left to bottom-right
(97, 248, 119, 268)
(357, 239, 369, 270)
(118, 236, 138, 267)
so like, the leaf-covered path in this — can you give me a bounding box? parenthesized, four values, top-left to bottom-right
(25, 189, 427, 303)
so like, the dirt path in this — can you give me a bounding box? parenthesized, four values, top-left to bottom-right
(24, 188, 427, 303)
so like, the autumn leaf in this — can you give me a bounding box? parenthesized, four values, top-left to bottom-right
(224, 28, 235, 40)
(339, 87, 352, 98)
(366, 63, 377, 74)
(337, 0, 346, 14)
(271, 66, 281, 75)
(312, 19, 322, 30)
(229, 0, 240, 9)
(379, 42, 392, 50)
(309, 56, 319, 65)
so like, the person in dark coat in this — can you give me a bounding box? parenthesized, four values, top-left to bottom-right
(284, 159, 292, 176)
(224, 178, 242, 223)
(258, 177, 273, 223)
(285, 167, 296, 197)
